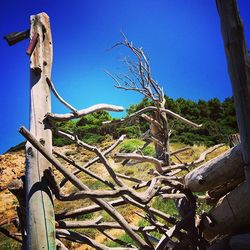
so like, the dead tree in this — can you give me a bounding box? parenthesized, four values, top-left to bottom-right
(106, 35, 202, 167)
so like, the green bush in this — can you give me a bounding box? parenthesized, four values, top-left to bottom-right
(119, 139, 144, 153)
(106, 234, 134, 247)
(142, 144, 155, 156)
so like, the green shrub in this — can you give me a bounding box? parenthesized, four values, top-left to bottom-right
(106, 234, 134, 247)
(142, 144, 155, 156)
(152, 197, 177, 217)
(119, 139, 144, 153)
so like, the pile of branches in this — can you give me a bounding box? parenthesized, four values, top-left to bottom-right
(1, 36, 225, 250)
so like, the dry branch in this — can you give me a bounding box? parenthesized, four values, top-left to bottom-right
(56, 196, 176, 225)
(57, 134, 126, 187)
(19, 126, 151, 249)
(46, 104, 124, 121)
(56, 229, 137, 250)
(103, 106, 202, 128)
(170, 146, 193, 156)
(115, 152, 164, 172)
(53, 150, 115, 189)
(46, 77, 78, 114)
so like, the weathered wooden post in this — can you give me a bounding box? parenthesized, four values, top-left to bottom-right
(25, 13, 55, 249)
(216, 0, 250, 190)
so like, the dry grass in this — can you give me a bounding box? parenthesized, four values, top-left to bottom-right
(0, 139, 229, 249)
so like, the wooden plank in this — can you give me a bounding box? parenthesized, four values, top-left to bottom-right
(25, 13, 55, 249)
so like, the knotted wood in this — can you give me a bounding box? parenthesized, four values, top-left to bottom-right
(25, 13, 55, 249)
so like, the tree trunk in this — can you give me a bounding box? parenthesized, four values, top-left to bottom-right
(151, 108, 170, 165)
(25, 13, 55, 249)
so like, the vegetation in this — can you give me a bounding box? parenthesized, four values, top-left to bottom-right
(53, 96, 238, 147)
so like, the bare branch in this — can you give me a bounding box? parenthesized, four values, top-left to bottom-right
(19, 126, 151, 249)
(115, 152, 164, 173)
(53, 150, 115, 189)
(56, 130, 124, 187)
(56, 229, 137, 250)
(116, 173, 142, 184)
(57, 134, 126, 187)
(46, 104, 124, 121)
(170, 146, 193, 156)
(141, 114, 162, 129)
(46, 77, 78, 114)
(103, 106, 202, 128)
(56, 196, 176, 225)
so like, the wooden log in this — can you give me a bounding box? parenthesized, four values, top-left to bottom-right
(208, 176, 245, 202)
(25, 13, 55, 249)
(216, 0, 250, 188)
(203, 182, 250, 240)
(184, 145, 244, 192)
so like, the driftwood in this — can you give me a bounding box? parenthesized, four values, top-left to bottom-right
(19, 126, 151, 249)
(184, 145, 244, 191)
(203, 182, 250, 240)
(46, 103, 124, 121)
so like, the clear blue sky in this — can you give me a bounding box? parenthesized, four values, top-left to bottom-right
(0, 0, 250, 154)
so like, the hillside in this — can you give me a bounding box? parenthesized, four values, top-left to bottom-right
(52, 96, 238, 148)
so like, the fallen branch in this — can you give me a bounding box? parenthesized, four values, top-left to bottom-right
(57, 134, 126, 187)
(56, 229, 137, 250)
(115, 152, 164, 173)
(19, 126, 151, 249)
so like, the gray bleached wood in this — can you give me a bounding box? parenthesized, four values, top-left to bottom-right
(184, 144, 243, 192)
(46, 104, 124, 121)
(203, 182, 250, 240)
(25, 12, 56, 250)
(216, 0, 250, 191)
(19, 126, 151, 249)
(103, 106, 202, 128)
(46, 77, 78, 114)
